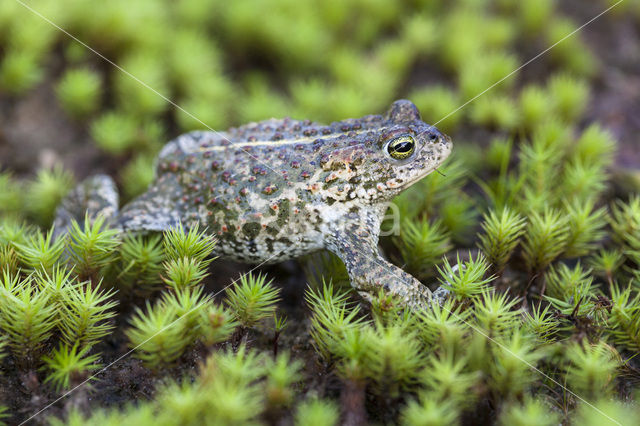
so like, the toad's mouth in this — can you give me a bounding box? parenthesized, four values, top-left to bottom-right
(411, 136, 453, 182)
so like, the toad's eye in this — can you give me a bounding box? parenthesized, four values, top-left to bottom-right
(386, 135, 415, 160)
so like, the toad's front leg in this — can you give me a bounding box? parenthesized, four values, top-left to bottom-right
(324, 221, 436, 310)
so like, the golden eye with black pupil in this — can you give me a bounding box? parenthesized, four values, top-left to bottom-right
(386, 135, 415, 160)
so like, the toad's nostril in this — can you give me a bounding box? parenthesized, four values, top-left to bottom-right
(428, 129, 441, 142)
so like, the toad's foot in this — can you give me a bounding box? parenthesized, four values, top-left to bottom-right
(326, 225, 442, 310)
(53, 175, 120, 238)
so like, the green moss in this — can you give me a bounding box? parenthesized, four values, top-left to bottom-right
(545, 18, 598, 77)
(409, 85, 461, 134)
(547, 73, 589, 124)
(58, 281, 118, 349)
(126, 300, 193, 369)
(499, 397, 559, 426)
(0, 275, 57, 367)
(395, 218, 452, 280)
(0, 50, 43, 95)
(225, 272, 280, 329)
(400, 14, 438, 55)
(401, 397, 459, 426)
(519, 85, 552, 131)
(237, 73, 290, 123)
(26, 166, 75, 227)
(66, 215, 121, 281)
(114, 53, 170, 117)
(0, 172, 22, 217)
(91, 111, 139, 155)
(294, 398, 339, 426)
(458, 53, 518, 99)
(565, 341, 620, 399)
(41, 343, 101, 391)
(522, 208, 569, 272)
(470, 94, 519, 131)
(438, 252, 494, 301)
(120, 154, 156, 201)
(55, 68, 102, 119)
(478, 206, 526, 274)
(117, 234, 165, 294)
(517, 0, 554, 35)
(14, 227, 65, 274)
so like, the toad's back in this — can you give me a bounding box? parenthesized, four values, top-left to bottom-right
(117, 113, 396, 263)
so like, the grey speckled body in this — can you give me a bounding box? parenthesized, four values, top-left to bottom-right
(56, 100, 452, 308)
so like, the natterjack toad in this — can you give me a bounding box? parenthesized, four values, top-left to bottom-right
(55, 100, 452, 308)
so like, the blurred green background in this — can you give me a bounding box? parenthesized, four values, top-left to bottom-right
(2, 0, 637, 195)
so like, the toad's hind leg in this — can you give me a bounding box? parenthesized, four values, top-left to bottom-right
(53, 175, 120, 237)
(116, 184, 183, 233)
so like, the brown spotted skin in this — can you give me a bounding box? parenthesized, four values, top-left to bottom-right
(61, 100, 452, 308)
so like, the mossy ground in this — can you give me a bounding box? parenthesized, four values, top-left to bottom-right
(1, 0, 640, 425)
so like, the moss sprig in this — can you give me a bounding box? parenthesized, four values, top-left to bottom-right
(488, 330, 542, 399)
(294, 398, 339, 426)
(572, 124, 617, 169)
(198, 303, 238, 347)
(0, 50, 43, 95)
(562, 199, 607, 258)
(126, 301, 192, 369)
(416, 299, 472, 358)
(0, 172, 22, 216)
(14, 227, 65, 274)
(437, 252, 495, 301)
(26, 166, 75, 227)
(90, 111, 139, 155)
(519, 85, 551, 131)
(264, 351, 302, 408)
(609, 196, 640, 252)
(224, 272, 280, 329)
(565, 341, 620, 399)
(0, 405, 8, 426)
(607, 285, 640, 353)
(0, 277, 57, 366)
(117, 234, 165, 294)
(55, 68, 102, 119)
(59, 282, 118, 349)
(365, 321, 424, 396)
(521, 208, 569, 273)
(545, 262, 594, 301)
(66, 215, 120, 282)
(498, 397, 559, 426)
(523, 303, 559, 344)
(420, 353, 479, 410)
(159, 287, 210, 343)
(0, 245, 19, 276)
(474, 289, 521, 337)
(396, 218, 452, 280)
(163, 223, 216, 264)
(0, 218, 32, 247)
(120, 155, 156, 201)
(548, 73, 589, 123)
(163, 257, 209, 291)
(561, 161, 608, 204)
(41, 343, 101, 391)
(306, 281, 367, 360)
(588, 249, 624, 285)
(478, 206, 526, 275)
(114, 52, 169, 117)
(35, 265, 77, 310)
(401, 397, 459, 426)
